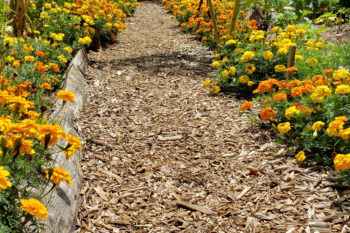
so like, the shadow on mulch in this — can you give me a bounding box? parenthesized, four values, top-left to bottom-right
(90, 51, 213, 77)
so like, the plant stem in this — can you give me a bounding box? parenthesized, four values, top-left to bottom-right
(208, 0, 219, 42)
(230, 0, 241, 34)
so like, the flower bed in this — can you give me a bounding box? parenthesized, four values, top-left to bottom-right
(162, 0, 350, 185)
(0, 0, 137, 231)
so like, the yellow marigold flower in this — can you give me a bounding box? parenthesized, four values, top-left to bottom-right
(78, 38, 87, 45)
(340, 128, 350, 140)
(229, 66, 236, 75)
(295, 55, 304, 60)
(57, 90, 75, 103)
(335, 85, 350, 95)
(315, 41, 324, 48)
(296, 28, 306, 35)
(211, 61, 220, 68)
(311, 85, 331, 103)
(285, 106, 300, 119)
(83, 36, 92, 44)
(248, 81, 254, 86)
(24, 56, 35, 62)
(278, 47, 288, 55)
(312, 121, 325, 131)
(46, 167, 72, 185)
(225, 39, 237, 45)
(239, 75, 250, 84)
(295, 151, 306, 162)
(58, 55, 67, 64)
(203, 79, 211, 88)
(278, 122, 291, 133)
(22, 44, 34, 53)
(326, 116, 347, 137)
(221, 69, 229, 78)
(245, 64, 256, 75)
(212, 85, 220, 94)
(263, 51, 274, 60)
(44, 3, 52, 9)
(286, 25, 296, 32)
(6, 56, 14, 62)
(240, 101, 253, 111)
(20, 198, 48, 220)
(275, 65, 286, 72)
(334, 153, 350, 171)
(305, 41, 314, 48)
(64, 46, 73, 54)
(333, 69, 350, 81)
(64, 134, 82, 160)
(271, 26, 282, 33)
(0, 166, 12, 191)
(241, 51, 255, 62)
(12, 60, 21, 68)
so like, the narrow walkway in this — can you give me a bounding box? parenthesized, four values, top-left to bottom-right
(76, 2, 349, 232)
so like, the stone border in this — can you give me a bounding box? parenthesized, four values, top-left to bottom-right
(42, 49, 88, 233)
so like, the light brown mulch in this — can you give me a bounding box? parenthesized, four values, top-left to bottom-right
(75, 2, 350, 232)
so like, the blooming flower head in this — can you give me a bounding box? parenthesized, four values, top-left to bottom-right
(20, 198, 48, 220)
(64, 134, 82, 160)
(311, 85, 332, 103)
(239, 75, 250, 84)
(221, 69, 229, 78)
(240, 101, 253, 111)
(334, 153, 350, 171)
(326, 116, 347, 137)
(333, 69, 350, 81)
(22, 44, 34, 53)
(245, 64, 256, 75)
(295, 151, 306, 162)
(212, 85, 220, 94)
(286, 25, 296, 32)
(241, 51, 255, 62)
(275, 65, 286, 73)
(253, 78, 279, 94)
(0, 167, 12, 191)
(229, 66, 236, 75)
(203, 79, 211, 88)
(273, 93, 287, 101)
(278, 122, 291, 133)
(211, 61, 220, 68)
(263, 51, 273, 60)
(312, 121, 325, 131)
(260, 107, 276, 121)
(285, 106, 300, 119)
(46, 167, 72, 185)
(57, 90, 75, 103)
(225, 39, 237, 45)
(286, 66, 298, 72)
(335, 85, 350, 95)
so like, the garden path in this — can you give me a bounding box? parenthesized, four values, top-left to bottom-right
(75, 2, 349, 232)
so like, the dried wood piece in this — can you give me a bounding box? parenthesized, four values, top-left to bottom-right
(236, 187, 251, 200)
(158, 135, 183, 141)
(176, 201, 216, 215)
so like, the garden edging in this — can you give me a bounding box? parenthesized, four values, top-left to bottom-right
(42, 49, 88, 233)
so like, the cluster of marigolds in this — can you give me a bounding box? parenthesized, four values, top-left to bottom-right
(163, 0, 350, 181)
(0, 0, 136, 228)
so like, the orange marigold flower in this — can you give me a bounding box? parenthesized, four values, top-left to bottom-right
(41, 83, 52, 90)
(273, 93, 287, 101)
(46, 167, 72, 185)
(253, 78, 279, 94)
(322, 69, 334, 74)
(286, 66, 298, 72)
(240, 101, 253, 111)
(36, 51, 46, 57)
(334, 153, 350, 171)
(291, 86, 305, 97)
(57, 90, 75, 103)
(20, 198, 48, 220)
(260, 107, 276, 121)
(37, 65, 47, 73)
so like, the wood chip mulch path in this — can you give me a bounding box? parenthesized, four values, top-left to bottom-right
(75, 2, 350, 232)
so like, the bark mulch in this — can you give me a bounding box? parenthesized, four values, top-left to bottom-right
(75, 2, 350, 232)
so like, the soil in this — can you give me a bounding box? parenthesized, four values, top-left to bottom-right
(75, 2, 350, 232)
